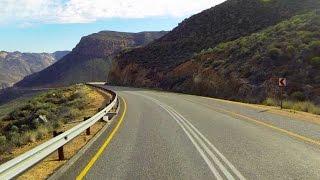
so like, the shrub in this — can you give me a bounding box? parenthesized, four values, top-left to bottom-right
(52, 121, 62, 129)
(8, 132, 25, 146)
(286, 45, 296, 55)
(310, 57, 320, 66)
(292, 101, 320, 115)
(10, 125, 19, 132)
(282, 101, 295, 109)
(69, 99, 87, 110)
(290, 91, 306, 101)
(308, 40, 320, 52)
(308, 105, 320, 115)
(59, 107, 81, 122)
(69, 91, 85, 101)
(35, 109, 50, 117)
(262, 98, 320, 115)
(24, 131, 37, 143)
(0, 135, 6, 145)
(31, 118, 41, 129)
(0, 135, 9, 153)
(268, 48, 282, 60)
(263, 98, 278, 106)
(20, 124, 29, 131)
(36, 102, 56, 111)
(36, 126, 49, 140)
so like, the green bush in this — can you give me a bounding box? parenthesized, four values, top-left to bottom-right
(290, 91, 306, 101)
(308, 40, 320, 51)
(308, 104, 320, 115)
(0, 135, 9, 153)
(10, 125, 19, 132)
(263, 98, 278, 106)
(69, 92, 82, 101)
(69, 99, 87, 110)
(310, 56, 320, 66)
(282, 101, 295, 109)
(268, 47, 282, 60)
(286, 45, 296, 55)
(0, 135, 6, 145)
(59, 107, 81, 122)
(20, 124, 29, 131)
(36, 126, 49, 140)
(31, 118, 41, 128)
(8, 132, 25, 146)
(24, 131, 37, 143)
(35, 109, 50, 117)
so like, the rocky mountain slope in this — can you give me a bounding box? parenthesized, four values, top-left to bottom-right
(0, 51, 69, 89)
(109, 0, 320, 103)
(164, 12, 320, 103)
(16, 31, 167, 87)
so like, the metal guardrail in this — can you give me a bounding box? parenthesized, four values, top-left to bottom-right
(0, 83, 118, 179)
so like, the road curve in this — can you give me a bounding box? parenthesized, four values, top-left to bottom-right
(78, 86, 320, 180)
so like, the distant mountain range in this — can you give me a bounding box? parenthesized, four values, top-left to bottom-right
(108, 0, 320, 103)
(16, 31, 167, 87)
(0, 51, 69, 89)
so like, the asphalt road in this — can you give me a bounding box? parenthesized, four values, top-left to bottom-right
(81, 86, 320, 180)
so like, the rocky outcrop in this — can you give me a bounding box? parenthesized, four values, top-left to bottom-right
(15, 31, 167, 88)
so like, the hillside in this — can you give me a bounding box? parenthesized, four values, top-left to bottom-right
(0, 85, 108, 164)
(110, 11, 320, 103)
(109, 0, 320, 103)
(110, 0, 320, 72)
(16, 31, 167, 88)
(0, 51, 69, 89)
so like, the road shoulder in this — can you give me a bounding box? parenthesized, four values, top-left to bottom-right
(49, 96, 125, 180)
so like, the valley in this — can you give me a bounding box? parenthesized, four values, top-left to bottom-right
(0, 51, 69, 89)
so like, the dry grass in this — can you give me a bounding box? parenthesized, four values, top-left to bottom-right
(199, 95, 320, 126)
(0, 85, 110, 179)
(263, 98, 320, 115)
(17, 122, 106, 180)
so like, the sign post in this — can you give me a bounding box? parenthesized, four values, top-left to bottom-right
(278, 78, 287, 109)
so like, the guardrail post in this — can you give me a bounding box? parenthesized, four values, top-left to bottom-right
(84, 117, 91, 135)
(53, 131, 65, 161)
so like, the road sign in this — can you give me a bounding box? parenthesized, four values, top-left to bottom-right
(279, 78, 286, 87)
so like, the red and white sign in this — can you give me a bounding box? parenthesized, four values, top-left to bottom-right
(279, 78, 287, 87)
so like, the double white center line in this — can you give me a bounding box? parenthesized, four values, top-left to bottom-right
(128, 92, 246, 180)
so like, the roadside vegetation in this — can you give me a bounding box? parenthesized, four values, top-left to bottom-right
(263, 98, 320, 115)
(0, 98, 29, 119)
(0, 84, 107, 163)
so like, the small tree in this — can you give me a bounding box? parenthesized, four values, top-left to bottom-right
(268, 47, 282, 60)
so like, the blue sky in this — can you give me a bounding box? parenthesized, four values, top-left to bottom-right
(0, 0, 226, 53)
(0, 17, 184, 53)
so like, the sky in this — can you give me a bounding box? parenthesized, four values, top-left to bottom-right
(0, 0, 226, 53)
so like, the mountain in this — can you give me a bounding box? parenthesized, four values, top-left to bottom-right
(0, 51, 69, 89)
(16, 31, 167, 88)
(52, 51, 71, 60)
(108, 0, 320, 103)
(159, 12, 320, 103)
